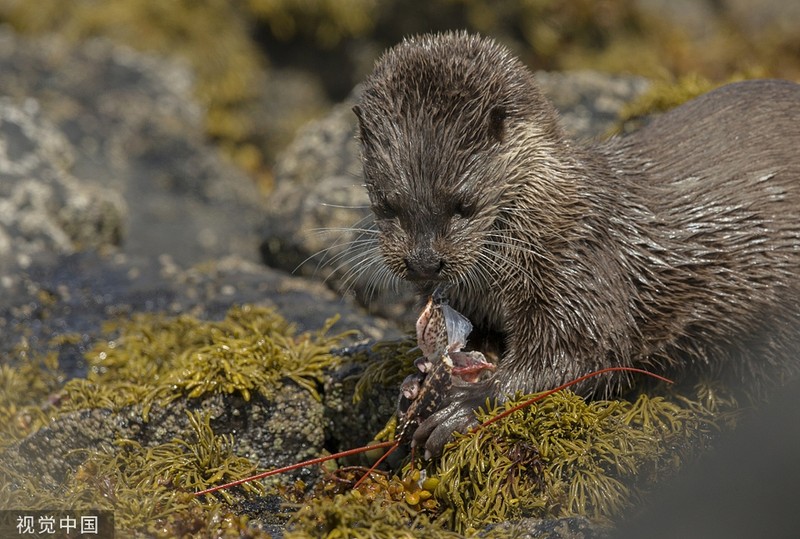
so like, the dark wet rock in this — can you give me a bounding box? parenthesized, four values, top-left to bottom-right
(323, 343, 404, 454)
(4, 388, 325, 491)
(259, 72, 650, 321)
(487, 516, 610, 539)
(0, 251, 401, 378)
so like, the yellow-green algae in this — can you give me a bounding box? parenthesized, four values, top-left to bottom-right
(1, 305, 736, 537)
(287, 490, 465, 539)
(431, 386, 733, 534)
(1, 408, 266, 536)
(0, 343, 63, 448)
(76, 305, 348, 418)
(352, 337, 418, 405)
(0, 304, 349, 536)
(449, 0, 800, 81)
(281, 377, 736, 537)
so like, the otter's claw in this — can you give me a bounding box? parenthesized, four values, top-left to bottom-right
(411, 386, 490, 459)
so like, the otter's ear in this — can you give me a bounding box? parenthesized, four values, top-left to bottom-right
(488, 105, 507, 143)
(353, 105, 369, 140)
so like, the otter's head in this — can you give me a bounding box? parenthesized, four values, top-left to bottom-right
(354, 32, 561, 288)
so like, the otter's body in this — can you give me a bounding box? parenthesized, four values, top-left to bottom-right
(354, 32, 800, 455)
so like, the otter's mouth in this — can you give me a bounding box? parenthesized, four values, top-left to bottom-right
(403, 256, 447, 282)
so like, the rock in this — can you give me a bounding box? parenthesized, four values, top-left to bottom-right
(0, 30, 404, 527)
(489, 516, 609, 539)
(0, 27, 269, 268)
(0, 251, 401, 378)
(0, 25, 395, 376)
(533, 71, 650, 140)
(5, 388, 326, 491)
(258, 96, 413, 319)
(0, 97, 125, 275)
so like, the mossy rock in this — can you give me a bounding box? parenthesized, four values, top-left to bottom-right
(0, 305, 352, 536)
(0, 301, 738, 537)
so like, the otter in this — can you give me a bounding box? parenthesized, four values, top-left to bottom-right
(352, 31, 800, 457)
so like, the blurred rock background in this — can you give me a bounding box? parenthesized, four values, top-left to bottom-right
(2, 0, 798, 186)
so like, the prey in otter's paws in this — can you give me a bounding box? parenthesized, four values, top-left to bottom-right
(397, 290, 495, 450)
(354, 31, 800, 457)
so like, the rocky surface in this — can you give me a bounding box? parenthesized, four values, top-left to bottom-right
(0, 96, 124, 276)
(0, 26, 402, 374)
(0, 28, 268, 270)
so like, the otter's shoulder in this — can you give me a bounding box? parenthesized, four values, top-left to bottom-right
(609, 79, 800, 161)
(696, 79, 800, 104)
(640, 79, 799, 139)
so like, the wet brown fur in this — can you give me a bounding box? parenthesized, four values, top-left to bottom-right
(353, 31, 800, 454)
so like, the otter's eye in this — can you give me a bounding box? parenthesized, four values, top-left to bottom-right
(453, 199, 477, 219)
(488, 105, 507, 143)
(372, 200, 398, 220)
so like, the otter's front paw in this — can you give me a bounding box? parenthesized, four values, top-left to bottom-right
(411, 386, 490, 459)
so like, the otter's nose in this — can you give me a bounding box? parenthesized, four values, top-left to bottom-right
(404, 250, 445, 281)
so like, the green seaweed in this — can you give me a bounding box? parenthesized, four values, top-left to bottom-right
(284, 378, 731, 537)
(0, 409, 263, 534)
(285, 489, 465, 539)
(351, 337, 418, 404)
(610, 74, 722, 135)
(77, 305, 348, 419)
(0, 301, 737, 536)
(0, 345, 63, 447)
(432, 388, 721, 533)
(0, 304, 351, 536)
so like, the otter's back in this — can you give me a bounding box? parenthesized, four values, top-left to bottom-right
(620, 79, 800, 203)
(612, 80, 800, 387)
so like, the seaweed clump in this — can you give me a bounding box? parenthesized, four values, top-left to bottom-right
(351, 337, 418, 404)
(432, 387, 726, 534)
(286, 486, 463, 539)
(284, 377, 733, 537)
(62, 304, 347, 417)
(1, 409, 267, 536)
(0, 344, 64, 448)
(0, 304, 350, 536)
